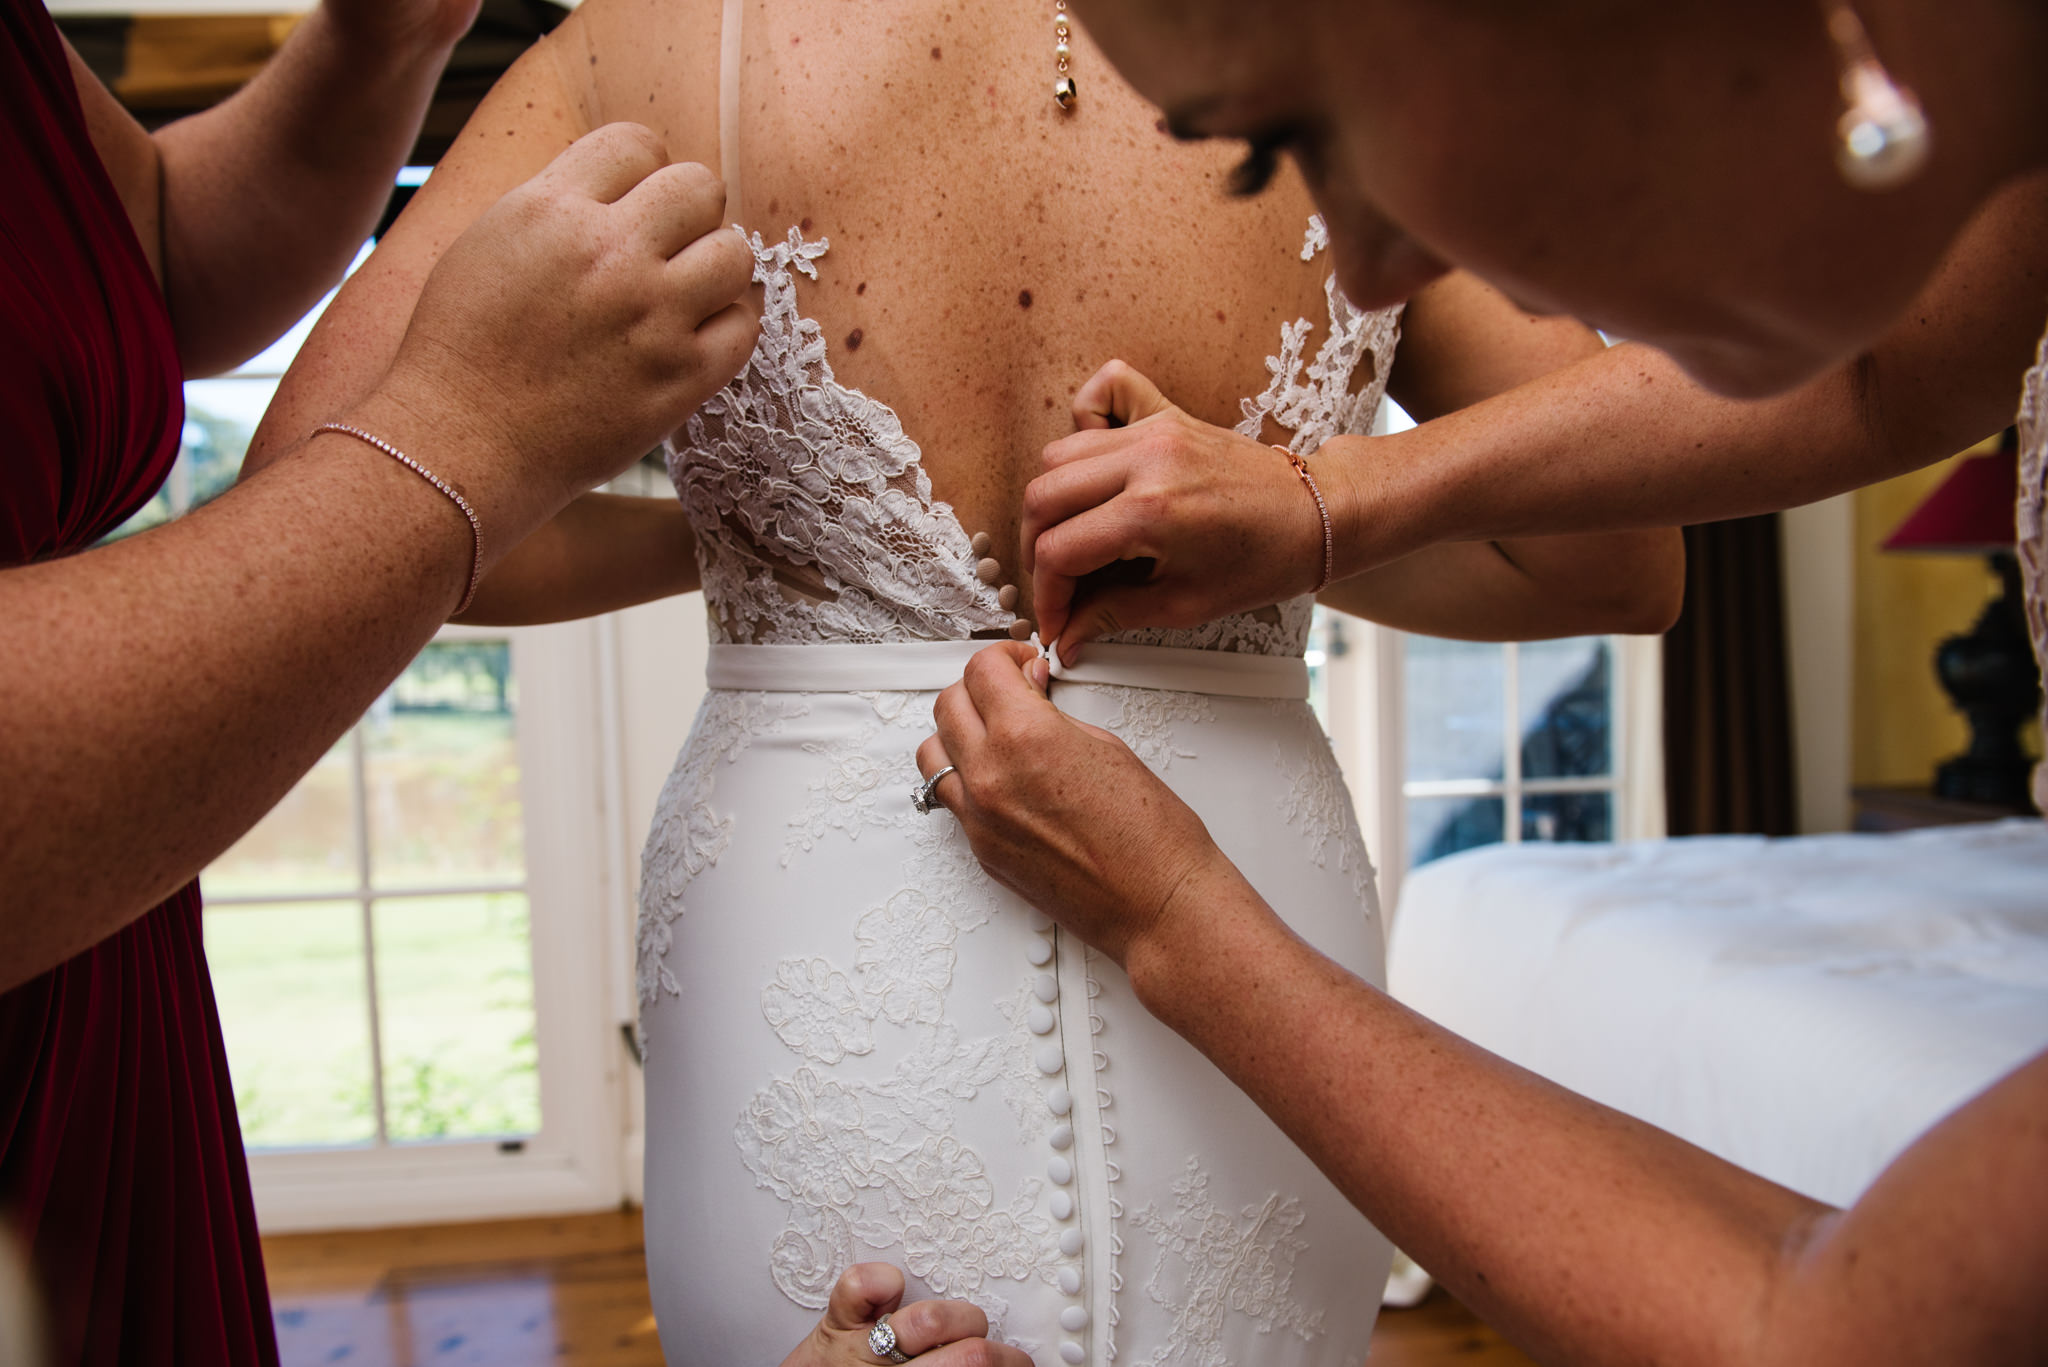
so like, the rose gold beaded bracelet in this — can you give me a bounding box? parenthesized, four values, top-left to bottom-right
(1274, 444, 1334, 594)
(314, 422, 483, 615)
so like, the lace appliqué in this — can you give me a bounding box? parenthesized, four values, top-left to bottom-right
(1271, 702, 1378, 909)
(738, 729, 1061, 1321)
(637, 691, 809, 1039)
(2015, 321, 2048, 811)
(1078, 684, 1215, 772)
(1105, 217, 1401, 660)
(1238, 218, 1399, 458)
(669, 227, 1011, 647)
(782, 694, 926, 864)
(1128, 1157, 1326, 1367)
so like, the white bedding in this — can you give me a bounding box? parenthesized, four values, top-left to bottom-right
(1387, 820, 2048, 1206)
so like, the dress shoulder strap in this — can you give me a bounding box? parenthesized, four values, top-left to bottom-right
(719, 0, 744, 222)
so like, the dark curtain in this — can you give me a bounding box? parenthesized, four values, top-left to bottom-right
(1663, 515, 1798, 835)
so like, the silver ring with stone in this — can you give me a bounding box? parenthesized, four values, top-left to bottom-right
(869, 1313, 913, 1363)
(913, 765, 957, 816)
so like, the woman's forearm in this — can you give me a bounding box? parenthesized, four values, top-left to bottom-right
(454, 491, 700, 626)
(1125, 868, 1825, 1367)
(0, 430, 500, 991)
(1323, 343, 1897, 577)
(1316, 525, 1683, 640)
(155, 3, 460, 375)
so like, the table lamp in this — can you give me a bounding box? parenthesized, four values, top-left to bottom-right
(1882, 429, 2041, 809)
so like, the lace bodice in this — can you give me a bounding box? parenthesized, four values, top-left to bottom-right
(668, 218, 1402, 658)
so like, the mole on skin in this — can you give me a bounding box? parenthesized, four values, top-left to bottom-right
(1019, 290, 1034, 309)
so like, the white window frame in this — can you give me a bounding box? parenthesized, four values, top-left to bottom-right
(239, 619, 629, 1232)
(1316, 617, 1665, 923)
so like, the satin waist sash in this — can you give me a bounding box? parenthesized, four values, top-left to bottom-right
(705, 641, 1309, 700)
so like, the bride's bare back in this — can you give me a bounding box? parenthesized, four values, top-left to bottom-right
(567, 0, 1334, 565)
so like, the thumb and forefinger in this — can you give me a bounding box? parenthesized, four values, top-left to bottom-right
(819, 1263, 906, 1333)
(1071, 358, 1174, 431)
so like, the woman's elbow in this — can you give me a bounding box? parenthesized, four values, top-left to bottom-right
(1606, 527, 1686, 635)
(1539, 528, 1685, 637)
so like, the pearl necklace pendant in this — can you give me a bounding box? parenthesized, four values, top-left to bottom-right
(1053, 3, 1076, 111)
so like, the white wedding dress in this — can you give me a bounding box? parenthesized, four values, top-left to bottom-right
(636, 212, 1402, 1367)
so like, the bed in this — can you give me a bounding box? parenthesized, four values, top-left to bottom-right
(1386, 819, 2048, 1206)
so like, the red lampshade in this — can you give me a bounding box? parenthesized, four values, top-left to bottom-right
(1883, 432, 2020, 554)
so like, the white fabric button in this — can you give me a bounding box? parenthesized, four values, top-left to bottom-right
(1028, 1004, 1056, 1035)
(1048, 1155, 1074, 1185)
(1033, 974, 1059, 1003)
(1035, 1044, 1065, 1075)
(1060, 1306, 1089, 1332)
(1060, 1343, 1084, 1364)
(1046, 1085, 1071, 1115)
(1058, 1266, 1082, 1296)
(1048, 1189, 1074, 1220)
(1048, 1122, 1073, 1150)
(1026, 935, 1055, 967)
(1059, 1228, 1084, 1256)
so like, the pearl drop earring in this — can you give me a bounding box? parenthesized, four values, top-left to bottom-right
(1820, 0, 1931, 191)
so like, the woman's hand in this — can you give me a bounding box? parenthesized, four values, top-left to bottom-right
(915, 643, 1238, 970)
(782, 1263, 1033, 1367)
(348, 122, 757, 550)
(1023, 360, 1336, 663)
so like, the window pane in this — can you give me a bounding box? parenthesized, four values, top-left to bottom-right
(180, 378, 271, 501)
(366, 641, 523, 889)
(206, 901, 376, 1148)
(1520, 637, 1612, 780)
(1405, 638, 1505, 782)
(374, 893, 541, 1141)
(207, 736, 357, 898)
(1521, 791, 1613, 844)
(1407, 794, 1504, 870)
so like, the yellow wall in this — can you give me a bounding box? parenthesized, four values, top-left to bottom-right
(1851, 437, 2014, 787)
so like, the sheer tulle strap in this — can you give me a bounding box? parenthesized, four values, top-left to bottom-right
(719, 0, 743, 222)
(706, 640, 1308, 698)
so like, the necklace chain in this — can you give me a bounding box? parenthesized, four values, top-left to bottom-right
(1053, 2, 1076, 111)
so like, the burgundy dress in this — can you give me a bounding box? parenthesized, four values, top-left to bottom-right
(0, 0, 278, 1360)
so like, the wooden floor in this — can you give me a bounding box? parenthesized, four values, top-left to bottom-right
(263, 1211, 1536, 1367)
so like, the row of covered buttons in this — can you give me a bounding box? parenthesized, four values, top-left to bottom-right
(1027, 906, 1089, 1361)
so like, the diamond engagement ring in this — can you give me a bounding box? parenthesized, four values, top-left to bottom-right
(869, 1313, 913, 1363)
(913, 765, 957, 816)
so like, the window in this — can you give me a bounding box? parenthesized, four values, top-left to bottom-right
(206, 634, 540, 1148)
(1311, 611, 1663, 918)
(1400, 634, 1621, 869)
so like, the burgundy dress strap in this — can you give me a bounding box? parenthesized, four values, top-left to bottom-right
(0, 0, 278, 1361)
